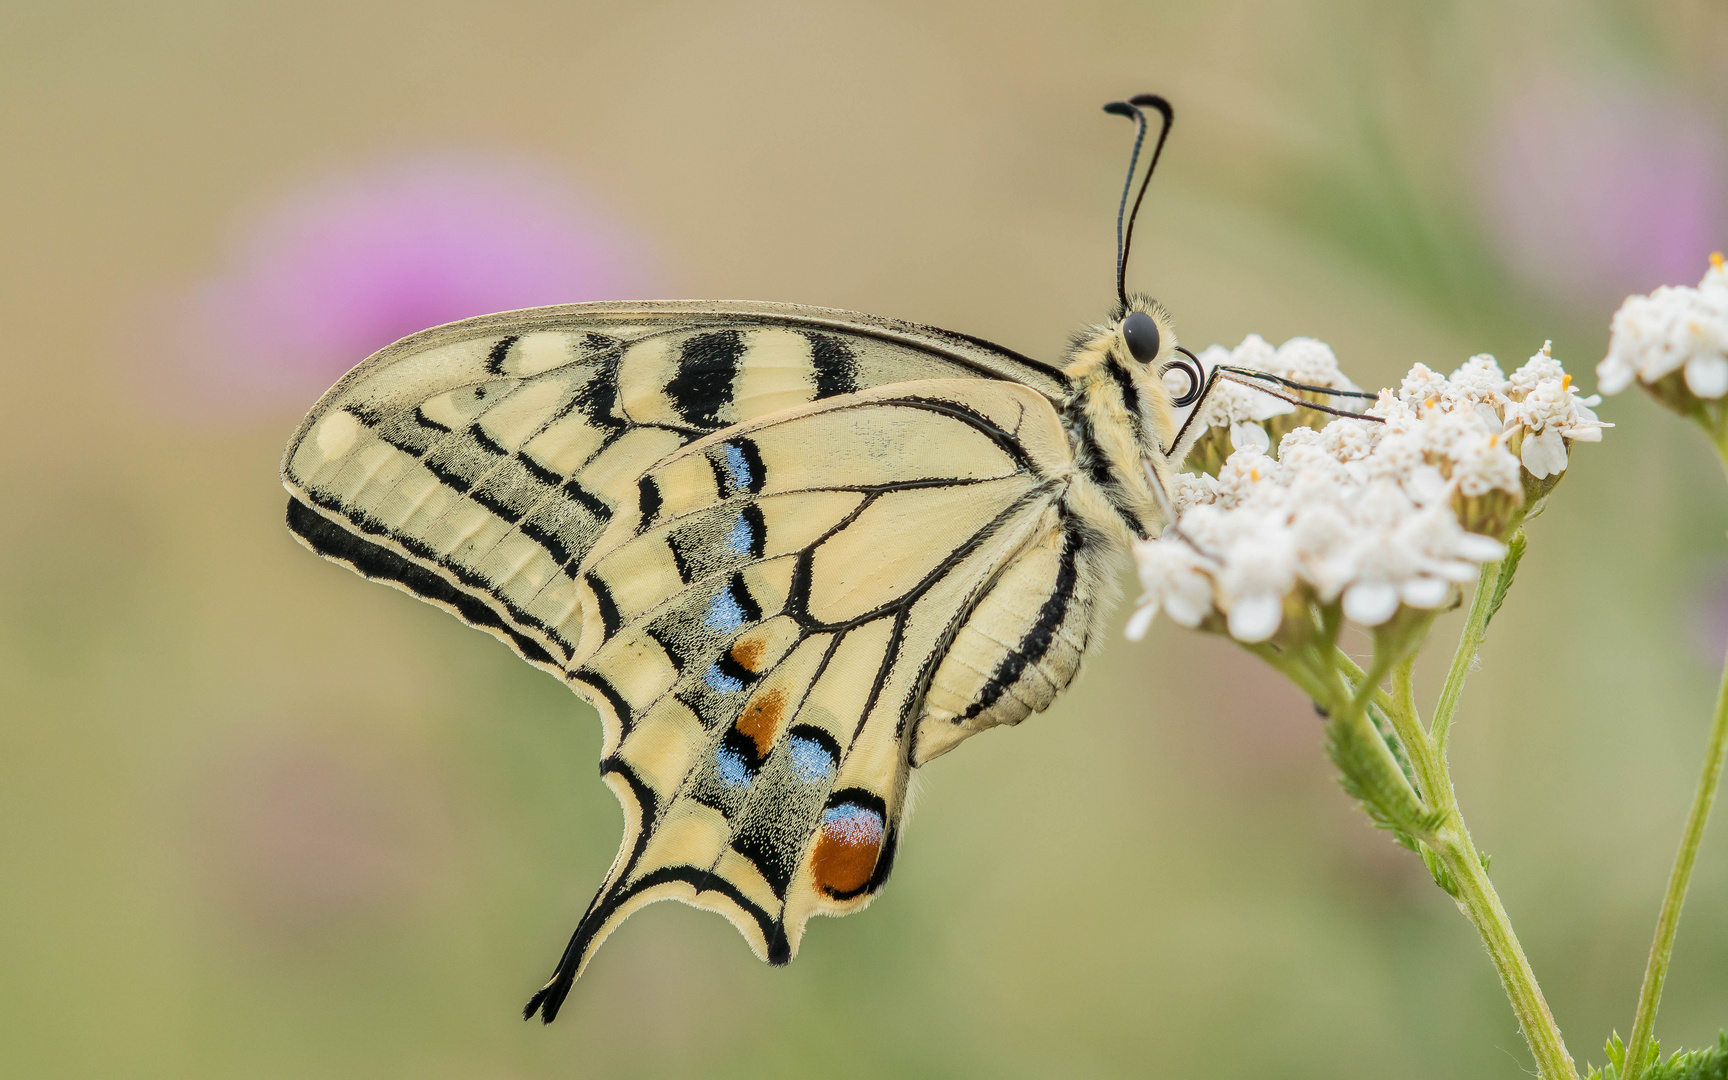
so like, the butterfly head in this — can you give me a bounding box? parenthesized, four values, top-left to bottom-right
(1089, 95, 1205, 440)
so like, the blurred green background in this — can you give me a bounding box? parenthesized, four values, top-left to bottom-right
(4, 1, 1727, 1077)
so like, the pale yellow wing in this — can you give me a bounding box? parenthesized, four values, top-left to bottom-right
(279, 304, 1105, 1023)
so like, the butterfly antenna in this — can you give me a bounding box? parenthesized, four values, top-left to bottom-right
(1103, 100, 1148, 309)
(1103, 93, 1175, 311)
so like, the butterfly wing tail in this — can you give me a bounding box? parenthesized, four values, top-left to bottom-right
(523, 878, 627, 1023)
(523, 930, 585, 1023)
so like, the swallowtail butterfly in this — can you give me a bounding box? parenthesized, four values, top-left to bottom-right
(280, 95, 1369, 1021)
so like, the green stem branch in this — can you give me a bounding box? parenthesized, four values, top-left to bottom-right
(1332, 649, 1399, 719)
(1254, 589, 1577, 1076)
(1621, 612, 1728, 1080)
(1390, 578, 1577, 1079)
(1618, 420, 1728, 1079)
(1385, 654, 1446, 810)
(1432, 558, 1500, 755)
(1429, 818, 1578, 1080)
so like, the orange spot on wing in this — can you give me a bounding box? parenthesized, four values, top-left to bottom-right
(730, 636, 767, 672)
(811, 805, 884, 897)
(734, 687, 785, 757)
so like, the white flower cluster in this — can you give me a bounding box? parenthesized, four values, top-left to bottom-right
(1187, 335, 1361, 453)
(1128, 345, 1606, 644)
(1598, 253, 1728, 399)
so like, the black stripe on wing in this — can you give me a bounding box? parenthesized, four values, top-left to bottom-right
(954, 520, 1083, 724)
(287, 497, 559, 668)
(667, 330, 747, 427)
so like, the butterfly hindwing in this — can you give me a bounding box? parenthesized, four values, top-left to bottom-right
(525, 379, 1077, 1017)
(279, 303, 1111, 1022)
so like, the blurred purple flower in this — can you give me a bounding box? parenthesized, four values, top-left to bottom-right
(1479, 76, 1725, 312)
(162, 154, 655, 411)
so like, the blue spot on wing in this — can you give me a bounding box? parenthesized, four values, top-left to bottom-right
(706, 589, 745, 632)
(724, 443, 752, 490)
(726, 513, 754, 556)
(789, 735, 836, 783)
(716, 744, 751, 788)
(822, 802, 884, 845)
(705, 663, 745, 694)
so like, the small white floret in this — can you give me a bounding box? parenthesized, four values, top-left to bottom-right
(1519, 427, 1568, 479)
(1227, 595, 1284, 643)
(1343, 580, 1400, 626)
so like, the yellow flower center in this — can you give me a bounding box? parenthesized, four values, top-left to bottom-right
(1713, 251, 1725, 270)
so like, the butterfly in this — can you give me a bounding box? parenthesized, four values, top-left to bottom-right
(279, 94, 1370, 1022)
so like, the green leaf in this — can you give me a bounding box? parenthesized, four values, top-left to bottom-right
(1609, 1032, 1629, 1069)
(1325, 710, 1432, 843)
(1419, 842, 1458, 897)
(1589, 1031, 1728, 1080)
(1483, 528, 1526, 631)
(1367, 703, 1419, 790)
(1648, 1031, 1728, 1079)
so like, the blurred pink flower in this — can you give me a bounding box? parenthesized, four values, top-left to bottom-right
(160, 154, 655, 411)
(1479, 76, 1725, 313)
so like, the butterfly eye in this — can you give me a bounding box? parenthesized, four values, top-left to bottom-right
(1160, 350, 1204, 408)
(1122, 311, 1161, 364)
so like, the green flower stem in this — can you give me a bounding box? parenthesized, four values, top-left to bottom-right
(1386, 654, 1446, 809)
(1350, 604, 1577, 1077)
(1398, 714, 1577, 1079)
(1710, 423, 1728, 479)
(1247, 640, 1427, 827)
(1621, 604, 1728, 1080)
(1245, 641, 1334, 706)
(1432, 558, 1501, 756)
(1618, 420, 1728, 1080)
(1429, 818, 1579, 1080)
(1253, 613, 1576, 1076)
(1331, 649, 1398, 719)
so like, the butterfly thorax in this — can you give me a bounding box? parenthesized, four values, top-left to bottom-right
(1057, 304, 1180, 542)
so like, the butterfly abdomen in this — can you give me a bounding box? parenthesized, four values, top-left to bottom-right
(913, 506, 1120, 763)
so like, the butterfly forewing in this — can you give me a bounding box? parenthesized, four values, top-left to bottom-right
(280, 302, 1110, 1021)
(283, 302, 1067, 668)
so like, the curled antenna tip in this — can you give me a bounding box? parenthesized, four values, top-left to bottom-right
(1102, 101, 1136, 117)
(1128, 93, 1173, 117)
